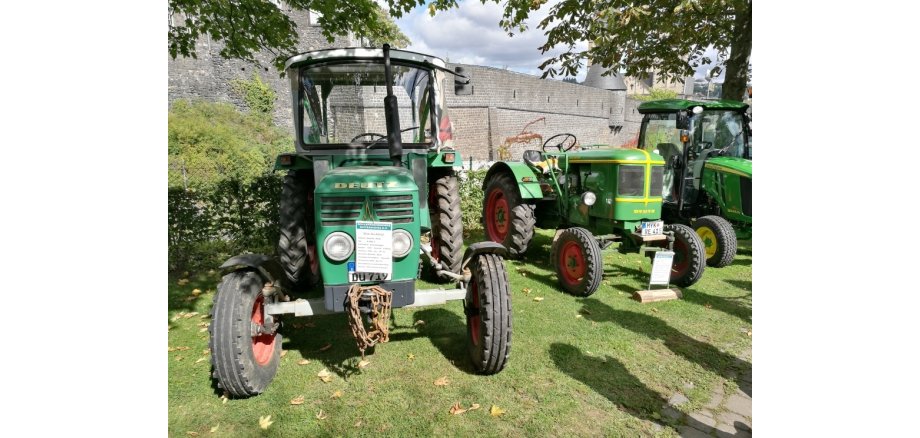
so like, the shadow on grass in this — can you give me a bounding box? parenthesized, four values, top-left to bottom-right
(580, 298, 752, 397)
(682, 288, 752, 323)
(396, 308, 477, 374)
(550, 343, 719, 433)
(724, 279, 752, 290)
(731, 258, 752, 266)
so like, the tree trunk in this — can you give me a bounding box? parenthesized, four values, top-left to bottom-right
(722, 1, 752, 101)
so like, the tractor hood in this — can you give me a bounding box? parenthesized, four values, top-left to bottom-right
(315, 166, 418, 195)
(704, 157, 752, 178)
(565, 148, 664, 164)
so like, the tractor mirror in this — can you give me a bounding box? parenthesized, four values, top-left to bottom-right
(676, 111, 690, 130)
(454, 66, 473, 95)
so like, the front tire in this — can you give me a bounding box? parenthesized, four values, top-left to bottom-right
(278, 171, 320, 290)
(665, 224, 706, 287)
(466, 253, 512, 374)
(694, 215, 737, 267)
(424, 174, 463, 282)
(210, 271, 281, 398)
(550, 227, 603, 297)
(482, 172, 535, 257)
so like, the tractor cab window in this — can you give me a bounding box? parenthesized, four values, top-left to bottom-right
(300, 62, 436, 147)
(694, 110, 747, 159)
(642, 113, 681, 202)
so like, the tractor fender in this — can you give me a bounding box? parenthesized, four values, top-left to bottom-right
(461, 242, 510, 270)
(219, 254, 288, 291)
(483, 162, 544, 200)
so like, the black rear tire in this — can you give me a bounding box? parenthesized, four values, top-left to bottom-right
(482, 172, 535, 257)
(466, 253, 512, 374)
(665, 224, 706, 287)
(210, 271, 281, 398)
(550, 227, 603, 297)
(278, 171, 320, 290)
(693, 215, 737, 267)
(424, 174, 463, 282)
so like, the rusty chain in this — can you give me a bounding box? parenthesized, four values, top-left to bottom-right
(345, 284, 393, 358)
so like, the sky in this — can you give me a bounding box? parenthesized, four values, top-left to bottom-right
(390, 0, 748, 84)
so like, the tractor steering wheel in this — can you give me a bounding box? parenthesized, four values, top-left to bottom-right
(350, 132, 386, 143)
(543, 133, 578, 152)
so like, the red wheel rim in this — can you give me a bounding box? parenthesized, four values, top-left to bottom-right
(671, 237, 689, 279)
(559, 241, 587, 284)
(251, 294, 275, 366)
(485, 189, 510, 242)
(469, 281, 481, 346)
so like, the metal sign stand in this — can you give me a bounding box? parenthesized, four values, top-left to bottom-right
(633, 250, 683, 303)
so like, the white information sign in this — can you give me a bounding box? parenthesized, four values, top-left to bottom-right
(649, 251, 675, 286)
(354, 221, 393, 277)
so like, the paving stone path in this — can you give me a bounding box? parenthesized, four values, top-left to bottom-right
(660, 348, 752, 437)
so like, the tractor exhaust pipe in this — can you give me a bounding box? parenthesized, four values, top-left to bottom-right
(382, 44, 403, 167)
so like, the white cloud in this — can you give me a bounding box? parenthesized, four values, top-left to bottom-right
(394, 0, 588, 82)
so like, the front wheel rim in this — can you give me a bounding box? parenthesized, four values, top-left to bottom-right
(251, 294, 275, 366)
(486, 189, 510, 242)
(696, 226, 717, 258)
(559, 241, 586, 284)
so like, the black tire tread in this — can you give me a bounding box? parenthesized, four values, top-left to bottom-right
(468, 253, 512, 374)
(427, 174, 464, 280)
(483, 173, 535, 258)
(278, 171, 319, 289)
(666, 223, 706, 287)
(694, 215, 737, 268)
(550, 227, 604, 297)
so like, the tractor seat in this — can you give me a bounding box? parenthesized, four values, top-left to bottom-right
(522, 150, 543, 166)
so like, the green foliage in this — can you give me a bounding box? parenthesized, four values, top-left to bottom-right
(632, 88, 679, 102)
(231, 74, 277, 116)
(168, 100, 292, 190)
(168, 0, 411, 71)
(458, 169, 487, 232)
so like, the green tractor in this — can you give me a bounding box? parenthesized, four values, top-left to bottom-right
(481, 134, 706, 297)
(636, 99, 752, 267)
(209, 46, 513, 398)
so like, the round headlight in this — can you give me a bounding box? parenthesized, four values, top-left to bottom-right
(392, 229, 413, 258)
(323, 232, 354, 262)
(582, 191, 597, 206)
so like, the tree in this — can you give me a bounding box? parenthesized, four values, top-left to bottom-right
(168, 0, 410, 70)
(394, 0, 751, 101)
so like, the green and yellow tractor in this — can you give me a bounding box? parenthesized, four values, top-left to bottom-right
(209, 46, 512, 398)
(481, 134, 706, 297)
(637, 99, 752, 267)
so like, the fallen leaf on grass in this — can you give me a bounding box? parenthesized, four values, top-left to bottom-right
(407, 353, 415, 360)
(316, 410, 328, 420)
(209, 425, 219, 433)
(178, 279, 189, 285)
(469, 403, 481, 411)
(331, 390, 343, 399)
(650, 308, 658, 313)
(705, 303, 712, 309)
(280, 350, 288, 358)
(358, 359, 371, 368)
(414, 320, 426, 326)
(533, 297, 544, 302)
(185, 312, 199, 318)
(318, 343, 332, 352)
(298, 359, 311, 365)
(192, 288, 202, 296)
(575, 315, 583, 319)
(490, 405, 505, 417)
(521, 287, 532, 295)
(747, 331, 752, 337)
(199, 327, 208, 333)
(354, 420, 363, 427)
(290, 395, 305, 405)
(187, 432, 198, 436)
(434, 376, 449, 387)
(202, 349, 210, 355)
(175, 356, 184, 361)
(195, 357, 207, 364)
(317, 368, 333, 383)
(259, 415, 273, 429)
(168, 347, 177, 352)
(449, 402, 480, 415)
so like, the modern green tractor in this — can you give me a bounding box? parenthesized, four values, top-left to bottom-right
(637, 99, 752, 267)
(209, 46, 512, 398)
(481, 134, 706, 297)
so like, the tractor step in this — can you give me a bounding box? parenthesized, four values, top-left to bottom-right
(265, 288, 466, 317)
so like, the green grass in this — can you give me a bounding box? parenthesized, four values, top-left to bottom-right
(168, 230, 752, 436)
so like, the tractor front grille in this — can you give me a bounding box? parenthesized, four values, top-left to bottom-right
(319, 194, 415, 226)
(740, 176, 752, 216)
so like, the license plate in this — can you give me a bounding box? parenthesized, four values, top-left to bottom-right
(349, 272, 390, 282)
(640, 220, 664, 236)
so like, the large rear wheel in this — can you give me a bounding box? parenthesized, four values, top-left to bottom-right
(278, 171, 320, 290)
(466, 253, 512, 374)
(694, 215, 737, 267)
(664, 224, 706, 287)
(482, 172, 535, 257)
(550, 227, 603, 297)
(424, 174, 463, 281)
(210, 271, 281, 398)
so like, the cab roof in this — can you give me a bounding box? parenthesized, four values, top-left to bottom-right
(637, 99, 749, 114)
(284, 47, 447, 71)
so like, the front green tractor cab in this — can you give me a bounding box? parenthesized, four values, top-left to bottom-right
(637, 99, 752, 267)
(209, 46, 513, 398)
(482, 133, 706, 298)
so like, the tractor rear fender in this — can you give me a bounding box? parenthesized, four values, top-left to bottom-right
(219, 254, 289, 293)
(460, 242, 509, 270)
(482, 162, 544, 200)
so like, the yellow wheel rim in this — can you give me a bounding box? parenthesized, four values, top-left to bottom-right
(697, 226, 718, 258)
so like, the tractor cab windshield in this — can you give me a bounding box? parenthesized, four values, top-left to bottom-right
(692, 110, 750, 160)
(299, 62, 438, 148)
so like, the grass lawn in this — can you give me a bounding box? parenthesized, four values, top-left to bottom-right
(168, 229, 752, 436)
